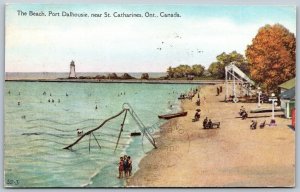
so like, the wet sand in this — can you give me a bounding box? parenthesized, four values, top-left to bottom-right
(127, 84, 295, 187)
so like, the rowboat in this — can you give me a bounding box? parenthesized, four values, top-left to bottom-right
(250, 108, 283, 113)
(130, 131, 141, 136)
(158, 111, 188, 120)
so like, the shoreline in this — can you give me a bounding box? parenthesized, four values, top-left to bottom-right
(5, 79, 223, 85)
(126, 84, 295, 187)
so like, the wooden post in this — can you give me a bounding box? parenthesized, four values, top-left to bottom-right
(114, 109, 128, 152)
(89, 133, 91, 154)
(92, 132, 102, 151)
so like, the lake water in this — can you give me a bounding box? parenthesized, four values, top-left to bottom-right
(4, 81, 197, 187)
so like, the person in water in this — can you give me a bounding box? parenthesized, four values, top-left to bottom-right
(123, 155, 128, 177)
(77, 129, 83, 136)
(127, 156, 132, 176)
(118, 157, 124, 179)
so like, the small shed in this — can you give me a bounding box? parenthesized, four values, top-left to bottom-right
(280, 87, 295, 118)
(278, 78, 295, 93)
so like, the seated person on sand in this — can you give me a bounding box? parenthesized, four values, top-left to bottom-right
(203, 117, 208, 128)
(194, 111, 200, 121)
(239, 106, 247, 119)
(241, 111, 248, 120)
(207, 119, 212, 128)
(196, 98, 200, 106)
(239, 106, 246, 116)
(250, 120, 257, 130)
(259, 120, 266, 128)
(77, 129, 83, 136)
(269, 119, 277, 126)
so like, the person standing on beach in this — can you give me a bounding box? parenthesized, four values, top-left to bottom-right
(118, 157, 124, 179)
(127, 156, 132, 176)
(123, 155, 129, 177)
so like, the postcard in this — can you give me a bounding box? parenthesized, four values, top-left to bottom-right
(4, 4, 296, 188)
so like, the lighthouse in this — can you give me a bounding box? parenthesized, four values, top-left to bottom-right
(69, 60, 77, 78)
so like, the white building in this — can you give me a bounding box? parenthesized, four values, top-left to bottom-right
(69, 60, 77, 78)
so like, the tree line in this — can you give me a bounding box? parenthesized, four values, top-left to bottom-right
(166, 24, 296, 92)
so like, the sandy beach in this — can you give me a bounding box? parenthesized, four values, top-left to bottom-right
(127, 84, 295, 187)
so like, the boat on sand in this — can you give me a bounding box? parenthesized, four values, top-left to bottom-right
(158, 111, 188, 120)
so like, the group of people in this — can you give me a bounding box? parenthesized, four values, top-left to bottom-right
(203, 117, 213, 129)
(118, 155, 132, 179)
(118, 92, 126, 97)
(48, 98, 60, 103)
(179, 88, 198, 100)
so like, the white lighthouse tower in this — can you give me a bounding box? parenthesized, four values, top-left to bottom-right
(69, 60, 77, 78)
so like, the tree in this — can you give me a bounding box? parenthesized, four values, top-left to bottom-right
(167, 66, 174, 78)
(107, 73, 118, 79)
(121, 73, 135, 79)
(191, 64, 205, 76)
(246, 24, 296, 92)
(208, 62, 222, 78)
(166, 64, 205, 78)
(141, 73, 149, 80)
(208, 51, 249, 79)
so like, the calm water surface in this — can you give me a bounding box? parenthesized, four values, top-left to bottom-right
(4, 82, 197, 187)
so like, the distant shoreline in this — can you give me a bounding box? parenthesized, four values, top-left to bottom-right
(5, 79, 224, 85)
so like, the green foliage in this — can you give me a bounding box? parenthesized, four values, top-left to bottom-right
(208, 51, 249, 79)
(166, 64, 205, 78)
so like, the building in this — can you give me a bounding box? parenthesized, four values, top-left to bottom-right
(279, 78, 295, 118)
(278, 78, 295, 93)
(69, 60, 77, 78)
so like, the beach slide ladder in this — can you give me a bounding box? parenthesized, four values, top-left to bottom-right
(225, 62, 256, 103)
(123, 103, 157, 149)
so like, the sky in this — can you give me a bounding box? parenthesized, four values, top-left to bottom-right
(5, 4, 296, 72)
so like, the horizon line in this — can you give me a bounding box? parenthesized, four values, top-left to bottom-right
(5, 71, 168, 73)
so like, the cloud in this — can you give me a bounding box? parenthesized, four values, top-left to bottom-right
(5, 14, 296, 72)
